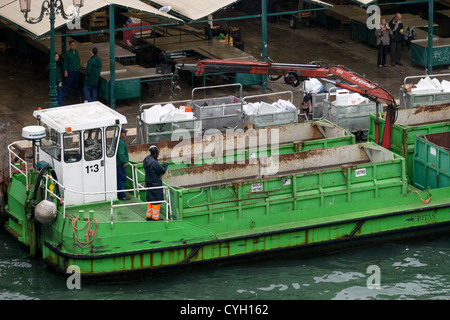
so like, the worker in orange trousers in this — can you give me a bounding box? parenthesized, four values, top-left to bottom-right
(143, 145, 168, 221)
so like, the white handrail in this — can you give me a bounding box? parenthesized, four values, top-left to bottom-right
(44, 174, 64, 215)
(7, 140, 30, 191)
(126, 162, 138, 198)
(44, 173, 172, 224)
(7, 140, 173, 224)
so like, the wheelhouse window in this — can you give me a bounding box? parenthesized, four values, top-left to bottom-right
(106, 126, 119, 158)
(63, 131, 81, 163)
(84, 128, 103, 161)
(40, 124, 61, 161)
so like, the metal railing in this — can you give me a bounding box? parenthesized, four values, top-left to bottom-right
(7, 141, 172, 224)
(44, 170, 172, 225)
(7, 140, 31, 191)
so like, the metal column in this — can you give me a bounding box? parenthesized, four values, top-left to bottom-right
(427, 0, 434, 74)
(109, 4, 116, 109)
(48, 0, 57, 108)
(261, 0, 268, 92)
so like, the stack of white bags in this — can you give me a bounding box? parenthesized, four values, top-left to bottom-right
(141, 103, 194, 124)
(302, 77, 370, 106)
(242, 99, 297, 116)
(410, 76, 450, 94)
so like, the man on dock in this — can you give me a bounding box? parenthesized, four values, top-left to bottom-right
(83, 47, 102, 102)
(389, 13, 404, 66)
(143, 145, 168, 221)
(63, 40, 81, 101)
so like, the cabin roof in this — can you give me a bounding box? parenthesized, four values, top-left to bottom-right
(33, 102, 127, 133)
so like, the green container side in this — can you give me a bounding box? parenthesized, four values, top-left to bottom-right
(411, 43, 450, 67)
(413, 134, 450, 190)
(100, 78, 141, 102)
(368, 113, 450, 181)
(166, 145, 407, 226)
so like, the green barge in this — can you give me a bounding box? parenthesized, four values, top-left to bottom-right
(2, 102, 450, 277)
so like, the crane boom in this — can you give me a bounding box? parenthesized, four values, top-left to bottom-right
(176, 59, 397, 149)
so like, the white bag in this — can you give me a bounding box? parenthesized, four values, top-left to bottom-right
(276, 99, 296, 111)
(243, 102, 259, 115)
(441, 80, 450, 93)
(432, 78, 443, 91)
(348, 93, 367, 105)
(334, 89, 350, 105)
(304, 78, 323, 93)
(142, 104, 163, 123)
(257, 102, 280, 114)
(415, 77, 441, 93)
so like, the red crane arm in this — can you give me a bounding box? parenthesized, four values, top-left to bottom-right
(180, 59, 396, 149)
(193, 59, 394, 104)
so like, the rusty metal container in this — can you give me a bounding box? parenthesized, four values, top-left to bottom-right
(163, 143, 407, 223)
(128, 120, 355, 165)
(127, 120, 355, 202)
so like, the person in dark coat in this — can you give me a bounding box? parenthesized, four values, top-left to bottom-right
(83, 47, 102, 102)
(63, 40, 80, 100)
(389, 13, 404, 66)
(143, 145, 168, 221)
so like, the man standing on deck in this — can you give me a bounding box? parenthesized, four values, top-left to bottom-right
(143, 145, 168, 221)
(117, 128, 130, 201)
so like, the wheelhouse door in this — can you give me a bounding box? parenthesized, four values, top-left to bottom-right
(82, 128, 106, 203)
(104, 125, 120, 201)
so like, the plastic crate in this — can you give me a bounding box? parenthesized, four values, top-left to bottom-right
(399, 88, 450, 109)
(193, 95, 242, 131)
(239, 91, 298, 129)
(325, 101, 377, 133)
(299, 89, 329, 120)
(135, 100, 200, 144)
(237, 109, 298, 129)
(191, 84, 244, 131)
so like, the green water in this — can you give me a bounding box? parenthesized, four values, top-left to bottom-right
(0, 229, 449, 301)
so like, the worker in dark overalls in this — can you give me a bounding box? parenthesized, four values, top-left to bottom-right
(63, 40, 80, 101)
(143, 145, 168, 221)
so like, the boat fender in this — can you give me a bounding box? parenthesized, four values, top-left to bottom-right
(35, 197, 57, 224)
